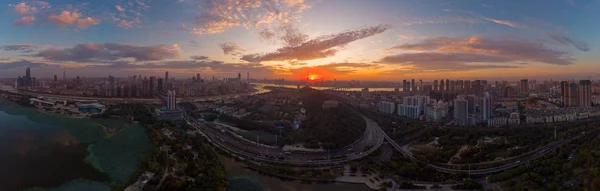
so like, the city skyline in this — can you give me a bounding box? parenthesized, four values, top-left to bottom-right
(1, 0, 599, 80)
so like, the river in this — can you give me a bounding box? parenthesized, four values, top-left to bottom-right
(220, 155, 371, 191)
(0, 99, 152, 191)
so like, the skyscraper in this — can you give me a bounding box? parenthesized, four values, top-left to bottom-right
(440, 79, 445, 91)
(25, 67, 31, 87)
(165, 71, 169, 90)
(157, 78, 164, 92)
(445, 79, 450, 92)
(579, 80, 591, 107)
(403, 80, 408, 92)
(433, 80, 439, 91)
(167, 90, 177, 110)
(149, 77, 156, 93)
(54, 75, 57, 82)
(481, 92, 493, 121)
(411, 79, 416, 92)
(196, 73, 200, 81)
(454, 95, 469, 126)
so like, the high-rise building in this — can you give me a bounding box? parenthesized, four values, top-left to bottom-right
(411, 79, 416, 92)
(157, 78, 164, 92)
(398, 95, 430, 119)
(238, 73, 241, 81)
(419, 79, 423, 92)
(560, 81, 568, 106)
(25, 67, 31, 87)
(165, 71, 169, 89)
(149, 77, 156, 94)
(167, 90, 177, 110)
(454, 95, 469, 126)
(433, 80, 439, 91)
(481, 92, 493, 121)
(403, 80, 409, 92)
(564, 82, 579, 107)
(196, 73, 200, 81)
(440, 79, 445, 91)
(378, 101, 396, 114)
(579, 80, 592, 107)
(63, 70, 66, 81)
(466, 95, 478, 114)
(53, 75, 57, 82)
(445, 79, 450, 92)
(519, 79, 529, 95)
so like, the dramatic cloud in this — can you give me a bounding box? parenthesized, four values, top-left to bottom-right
(33, 43, 181, 62)
(189, 0, 311, 36)
(548, 33, 590, 51)
(0, 60, 50, 70)
(1, 44, 39, 52)
(380, 52, 520, 72)
(482, 17, 527, 28)
(191, 55, 209, 60)
(242, 25, 391, 62)
(47, 11, 100, 29)
(219, 42, 246, 56)
(387, 36, 574, 65)
(100, 60, 276, 76)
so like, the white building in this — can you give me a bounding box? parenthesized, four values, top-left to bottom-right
(167, 90, 177, 110)
(507, 112, 520, 125)
(378, 101, 396, 114)
(481, 92, 493, 121)
(425, 101, 448, 122)
(398, 95, 430, 120)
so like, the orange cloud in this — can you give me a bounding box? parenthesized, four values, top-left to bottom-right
(47, 10, 100, 29)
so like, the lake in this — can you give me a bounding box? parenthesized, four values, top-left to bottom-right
(0, 99, 151, 191)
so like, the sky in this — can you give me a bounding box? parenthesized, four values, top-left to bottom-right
(0, 0, 599, 81)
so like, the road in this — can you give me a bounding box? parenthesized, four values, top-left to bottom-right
(185, 114, 385, 165)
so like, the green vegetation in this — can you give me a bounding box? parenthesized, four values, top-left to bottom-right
(487, 123, 600, 190)
(283, 89, 366, 149)
(23, 179, 111, 191)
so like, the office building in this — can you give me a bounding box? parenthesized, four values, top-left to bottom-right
(403, 80, 409, 92)
(579, 80, 592, 107)
(445, 79, 450, 92)
(53, 75, 57, 82)
(560, 81, 568, 106)
(466, 95, 479, 114)
(411, 79, 416, 92)
(454, 96, 469, 126)
(433, 80, 439, 91)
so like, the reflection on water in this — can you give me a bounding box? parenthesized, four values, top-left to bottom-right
(220, 155, 371, 191)
(0, 99, 153, 190)
(0, 100, 110, 191)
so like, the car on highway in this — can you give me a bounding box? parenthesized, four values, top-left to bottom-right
(515, 160, 521, 164)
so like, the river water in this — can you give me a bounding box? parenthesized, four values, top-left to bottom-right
(220, 155, 371, 191)
(0, 99, 151, 191)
